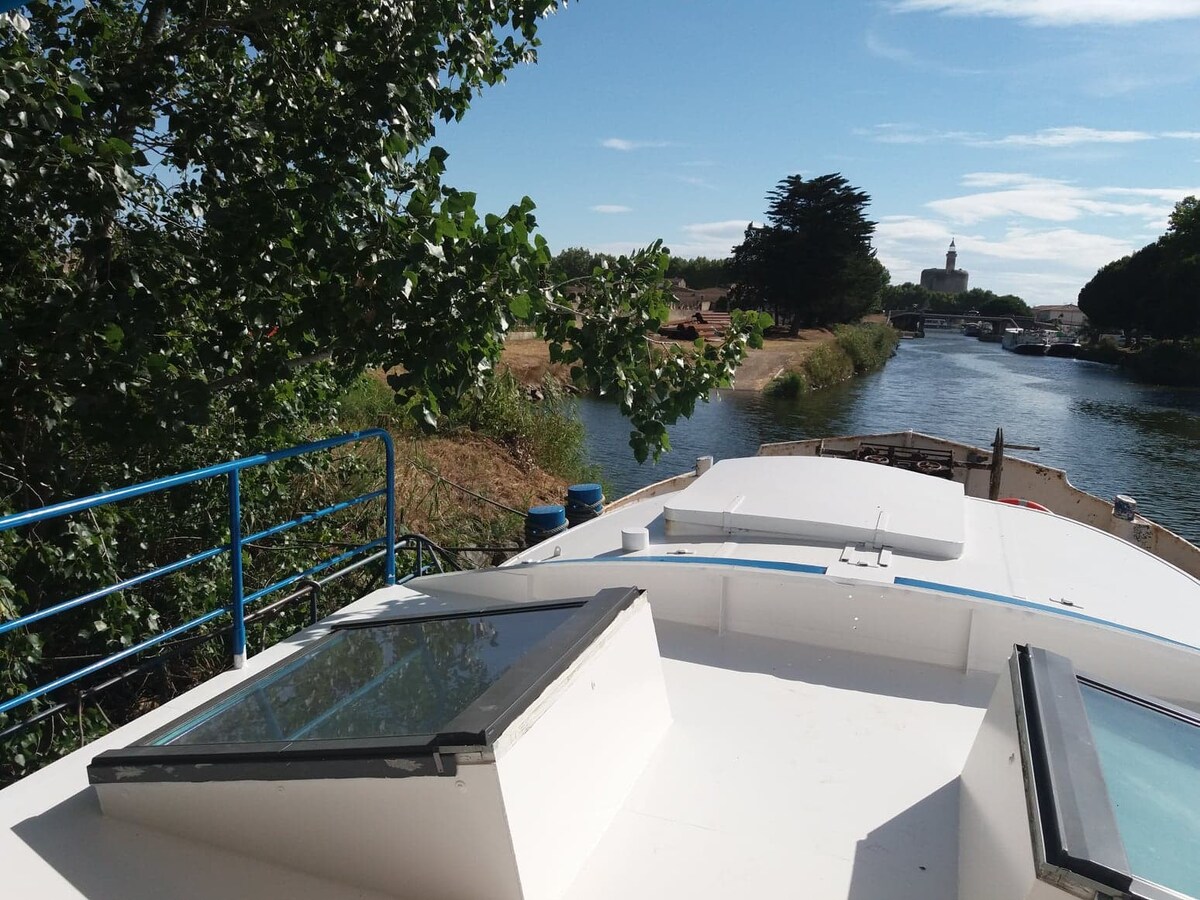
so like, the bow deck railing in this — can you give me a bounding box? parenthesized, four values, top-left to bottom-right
(0, 429, 401, 723)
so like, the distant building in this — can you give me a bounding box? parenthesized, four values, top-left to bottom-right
(669, 284, 727, 314)
(1032, 304, 1087, 328)
(920, 240, 969, 294)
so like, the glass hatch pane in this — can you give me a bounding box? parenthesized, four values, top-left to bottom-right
(150, 607, 575, 746)
(1079, 682, 1200, 898)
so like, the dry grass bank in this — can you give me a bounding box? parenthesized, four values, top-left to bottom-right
(498, 321, 888, 392)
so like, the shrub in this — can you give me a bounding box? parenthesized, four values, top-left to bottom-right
(766, 322, 898, 397)
(767, 369, 809, 398)
(803, 343, 856, 389)
(834, 322, 899, 373)
(1127, 339, 1200, 386)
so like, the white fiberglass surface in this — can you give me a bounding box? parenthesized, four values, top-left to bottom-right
(566, 621, 996, 900)
(662, 456, 966, 559)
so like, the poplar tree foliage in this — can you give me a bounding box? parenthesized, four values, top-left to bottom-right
(731, 173, 887, 334)
(0, 1, 766, 778)
(0, 0, 764, 494)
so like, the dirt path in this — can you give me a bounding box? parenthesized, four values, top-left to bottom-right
(499, 329, 840, 392)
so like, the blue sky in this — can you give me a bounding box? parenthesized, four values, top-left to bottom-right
(437, 0, 1200, 307)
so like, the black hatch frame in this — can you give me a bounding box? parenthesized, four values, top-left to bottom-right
(1014, 644, 1200, 900)
(88, 586, 640, 783)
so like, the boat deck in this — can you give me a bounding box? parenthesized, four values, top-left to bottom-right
(566, 621, 994, 900)
(1, 610, 993, 900)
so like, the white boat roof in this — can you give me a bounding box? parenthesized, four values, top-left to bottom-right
(663, 457, 966, 559)
(4, 454, 1200, 899)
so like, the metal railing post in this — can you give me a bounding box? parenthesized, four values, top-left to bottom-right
(383, 432, 396, 585)
(229, 470, 246, 668)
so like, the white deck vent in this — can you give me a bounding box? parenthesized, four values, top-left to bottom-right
(663, 456, 966, 559)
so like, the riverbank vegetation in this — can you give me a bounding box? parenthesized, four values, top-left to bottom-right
(1079, 197, 1199, 339)
(767, 323, 899, 398)
(1077, 196, 1199, 385)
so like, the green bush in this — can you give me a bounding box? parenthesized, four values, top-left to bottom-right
(766, 322, 898, 397)
(766, 369, 809, 398)
(339, 371, 595, 484)
(448, 372, 595, 483)
(1127, 339, 1200, 386)
(834, 323, 900, 373)
(803, 343, 856, 389)
(1079, 336, 1124, 366)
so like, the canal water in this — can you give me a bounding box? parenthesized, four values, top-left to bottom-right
(576, 331, 1200, 544)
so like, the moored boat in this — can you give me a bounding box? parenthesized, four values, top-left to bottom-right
(1001, 328, 1050, 355)
(1047, 336, 1082, 358)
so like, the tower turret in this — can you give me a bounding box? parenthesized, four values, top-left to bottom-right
(921, 240, 968, 294)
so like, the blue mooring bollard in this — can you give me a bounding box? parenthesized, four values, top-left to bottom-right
(525, 504, 568, 547)
(566, 483, 604, 528)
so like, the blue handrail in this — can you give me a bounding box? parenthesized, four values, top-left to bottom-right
(0, 429, 396, 717)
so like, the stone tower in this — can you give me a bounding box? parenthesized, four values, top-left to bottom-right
(920, 240, 969, 294)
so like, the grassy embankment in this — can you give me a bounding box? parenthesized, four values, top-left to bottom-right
(338, 370, 598, 561)
(766, 322, 900, 398)
(1078, 338, 1200, 387)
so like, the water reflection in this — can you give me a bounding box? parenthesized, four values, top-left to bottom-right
(577, 332, 1200, 543)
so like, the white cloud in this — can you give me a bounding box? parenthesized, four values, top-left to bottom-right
(1164, 131, 1200, 140)
(1103, 186, 1200, 202)
(861, 124, 1161, 148)
(676, 175, 716, 190)
(959, 172, 1053, 188)
(669, 220, 755, 257)
(890, 0, 1200, 26)
(925, 173, 1197, 225)
(601, 137, 671, 151)
(584, 220, 754, 261)
(982, 126, 1154, 147)
(863, 28, 989, 75)
(590, 204, 632, 214)
(966, 228, 1134, 267)
(870, 170, 1200, 305)
(681, 220, 753, 240)
(860, 123, 983, 144)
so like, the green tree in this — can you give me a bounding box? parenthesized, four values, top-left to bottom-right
(883, 283, 1031, 318)
(730, 173, 886, 333)
(666, 255, 731, 289)
(0, 0, 767, 779)
(550, 246, 616, 281)
(1078, 198, 1200, 338)
(882, 282, 944, 311)
(0, 0, 763, 496)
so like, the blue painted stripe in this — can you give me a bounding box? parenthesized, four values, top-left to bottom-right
(537, 557, 1195, 654)
(544, 555, 828, 576)
(894, 577, 1200, 654)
